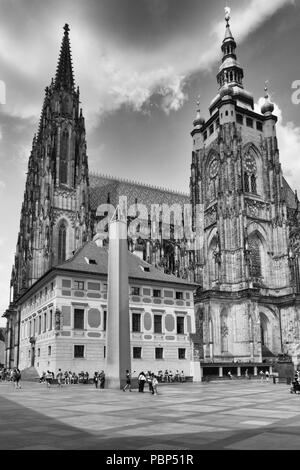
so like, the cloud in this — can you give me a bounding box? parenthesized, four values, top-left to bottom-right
(0, 0, 293, 124)
(0, 181, 5, 191)
(79, 0, 295, 119)
(255, 97, 300, 193)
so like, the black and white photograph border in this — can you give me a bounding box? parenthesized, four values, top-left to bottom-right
(1, 0, 300, 455)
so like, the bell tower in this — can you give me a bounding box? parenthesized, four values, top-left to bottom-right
(191, 9, 299, 364)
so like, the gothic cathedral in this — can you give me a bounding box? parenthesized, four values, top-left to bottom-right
(190, 14, 300, 364)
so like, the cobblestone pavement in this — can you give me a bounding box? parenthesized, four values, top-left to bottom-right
(0, 379, 299, 450)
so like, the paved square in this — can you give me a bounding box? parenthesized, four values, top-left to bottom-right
(0, 379, 300, 450)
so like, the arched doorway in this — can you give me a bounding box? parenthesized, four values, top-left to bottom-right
(259, 311, 276, 358)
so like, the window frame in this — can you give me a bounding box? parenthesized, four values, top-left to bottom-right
(155, 347, 163, 360)
(74, 308, 85, 330)
(176, 316, 185, 335)
(132, 313, 141, 333)
(74, 345, 85, 359)
(154, 314, 162, 334)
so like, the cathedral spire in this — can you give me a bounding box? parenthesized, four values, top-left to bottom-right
(217, 8, 244, 90)
(54, 24, 75, 92)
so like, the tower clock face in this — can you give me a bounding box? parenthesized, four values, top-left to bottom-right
(244, 154, 257, 173)
(209, 159, 219, 179)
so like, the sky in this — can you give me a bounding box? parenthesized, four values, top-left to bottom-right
(0, 0, 300, 326)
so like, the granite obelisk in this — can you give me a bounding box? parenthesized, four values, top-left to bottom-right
(105, 206, 131, 389)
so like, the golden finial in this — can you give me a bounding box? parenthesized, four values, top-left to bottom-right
(225, 6, 231, 23)
(264, 80, 269, 98)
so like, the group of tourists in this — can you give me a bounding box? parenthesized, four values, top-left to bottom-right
(40, 370, 91, 387)
(93, 371, 106, 389)
(290, 370, 300, 394)
(157, 370, 185, 383)
(0, 367, 21, 388)
(136, 371, 159, 395)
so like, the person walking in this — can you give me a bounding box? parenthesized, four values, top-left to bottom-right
(123, 370, 134, 392)
(100, 371, 105, 389)
(56, 369, 63, 387)
(265, 370, 270, 383)
(13, 368, 21, 389)
(259, 370, 265, 382)
(151, 374, 158, 395)
(138, 371, 146, 392)
(93, 372, 99, 389)
(45, 370, 52, 389)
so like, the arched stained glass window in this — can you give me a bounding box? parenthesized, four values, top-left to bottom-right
(60, 130, 68, 184)
(58, 223, 67, 263)
(249, 236, 261, 278)
(244, 172, 249, 192)
(251, 174, 257, 193)
(220, 310, 228, 353)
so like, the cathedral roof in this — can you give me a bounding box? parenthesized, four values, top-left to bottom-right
(89, 173, 189, 212)
(57, 241, 196, 287)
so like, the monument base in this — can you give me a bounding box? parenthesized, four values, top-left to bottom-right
(105, 377, 127, 390)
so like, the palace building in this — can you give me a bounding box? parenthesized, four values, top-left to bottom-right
(3, 12, 300, 375)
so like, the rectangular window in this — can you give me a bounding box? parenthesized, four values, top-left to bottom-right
(74, 280, 84, 290)
(246, 117, 253, 128)
(155, 348, 163, 360)
(178, 348, 186, 359)
(203, 131, 207, 141)
(38, 348, 40, 357)
(38, 316, 41, 335)
(177, 316, 185, 334)
(154, 315, 162, 334)
(236, 114, 243, 125)
(103, 311, 107, 331)
(256, 121, 263, 132)
(74, 345, 84, 358)
(62, 279, 71, 288)
(132, 313, 141, 333)
(74, 309, 84, 330)
(209, 124, 214, 135)
(176, 292, 183, 300)
(104, 346, 106, 358)
(131, 287, 140, 296)
(43, 312, 47, 332)
(49, 310, 53, 331)
(87, 282, 101, 291)
(133, 347, 142, 359)
(153, 289, 161, 298)
(33, 319, 36, 335)
(48, 346, 51, 356)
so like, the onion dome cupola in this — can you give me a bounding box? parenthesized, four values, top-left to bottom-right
(261, 81, 275, 115)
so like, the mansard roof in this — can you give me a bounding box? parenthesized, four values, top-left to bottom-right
(57, 241, 196, 288)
